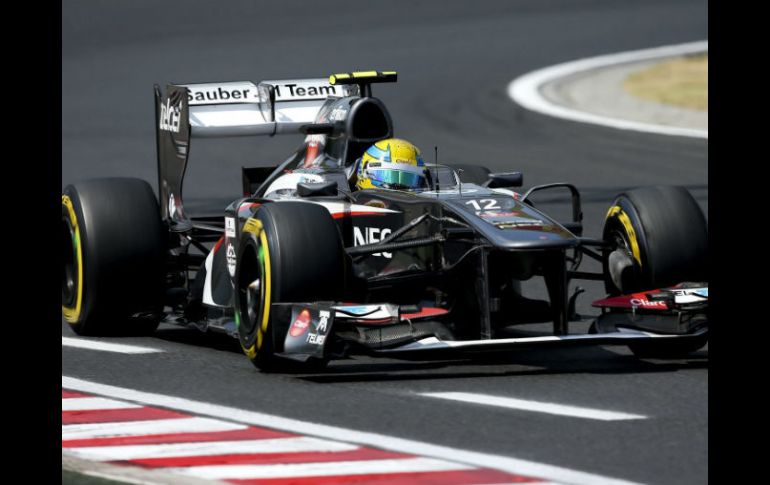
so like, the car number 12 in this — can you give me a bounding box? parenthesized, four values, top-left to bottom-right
(465, 199, 501, 211)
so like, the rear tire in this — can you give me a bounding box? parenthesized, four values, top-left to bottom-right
(601, 186, 708, 357)
(234, 202, 345, 372)
(61, 178, 165, 336)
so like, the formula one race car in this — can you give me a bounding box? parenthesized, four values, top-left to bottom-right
(61, 71, 708, 371)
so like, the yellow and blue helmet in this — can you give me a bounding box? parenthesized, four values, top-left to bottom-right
(356, 138, 428, 191)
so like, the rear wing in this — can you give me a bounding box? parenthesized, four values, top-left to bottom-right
(181, 79, 358, 137)
(153, 78, 358, 230)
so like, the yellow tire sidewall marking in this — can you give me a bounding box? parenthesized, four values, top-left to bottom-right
(61, 195, 84, 323)
(606, 206, 642, 268)
(240, 217, 272, 359)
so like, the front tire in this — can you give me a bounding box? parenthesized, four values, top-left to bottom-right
(602, 185, 708, 357)
(61, 178, 165, 335)
(602, 185, 707, 295)
(234, 202, 345, 372)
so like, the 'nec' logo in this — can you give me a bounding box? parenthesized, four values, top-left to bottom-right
(353, 227, 392, 258)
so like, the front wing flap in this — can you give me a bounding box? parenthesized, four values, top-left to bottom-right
(374, 327, 708, 356)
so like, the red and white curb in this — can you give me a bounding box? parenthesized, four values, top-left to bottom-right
(63, 376, 643, 485)
(63, 388, 545, 484)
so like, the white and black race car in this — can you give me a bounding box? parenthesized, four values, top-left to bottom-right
(61, 71, 708, 372)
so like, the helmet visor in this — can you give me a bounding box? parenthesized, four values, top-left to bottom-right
(365, 161, 427, 189)
(368, 167, 426, 189)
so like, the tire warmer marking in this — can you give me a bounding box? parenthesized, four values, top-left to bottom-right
(62, 195, 84, 323)
(241, 217, 272, 359)
(606, 206, 642, 268)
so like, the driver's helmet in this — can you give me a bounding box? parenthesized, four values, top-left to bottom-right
(356, 138, 429, 191)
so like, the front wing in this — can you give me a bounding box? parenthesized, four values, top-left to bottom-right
(268, 283, 708, 361)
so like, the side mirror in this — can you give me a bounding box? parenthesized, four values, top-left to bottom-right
(484, 172, 523, 188)
(297, 181, 338, 197)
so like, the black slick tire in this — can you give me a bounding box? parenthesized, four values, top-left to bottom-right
(61, 178, 165, 335)
(234, 202, 345, 372)
(602, 185, 707, 294)
(602, 185, 708, 357)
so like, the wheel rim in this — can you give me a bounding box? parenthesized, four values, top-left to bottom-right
(237, 240, 264, 337)
(611, 229, 635, 263)
(607, 226, 643, 294)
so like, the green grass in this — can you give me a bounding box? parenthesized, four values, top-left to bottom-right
(624, 54, 708, 111)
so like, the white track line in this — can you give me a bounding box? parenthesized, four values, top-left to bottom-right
(62, 417, 246, 441)
(168, 457, 472, 480)
(420, 392, 646, 421)
(62, 337, 163, 354)
(67, 437, 357, 462)
(508, 40, 708, 139)
(63, 376, 644, 485)
(62, 397, 142, 411)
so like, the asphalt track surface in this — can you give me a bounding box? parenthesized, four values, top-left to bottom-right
(62, 1, 708, 484)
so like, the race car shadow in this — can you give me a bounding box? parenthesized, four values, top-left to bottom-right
(300, 346, 708, 383)
(148, 324, 708, 383)
(153, 325, 244, 353)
